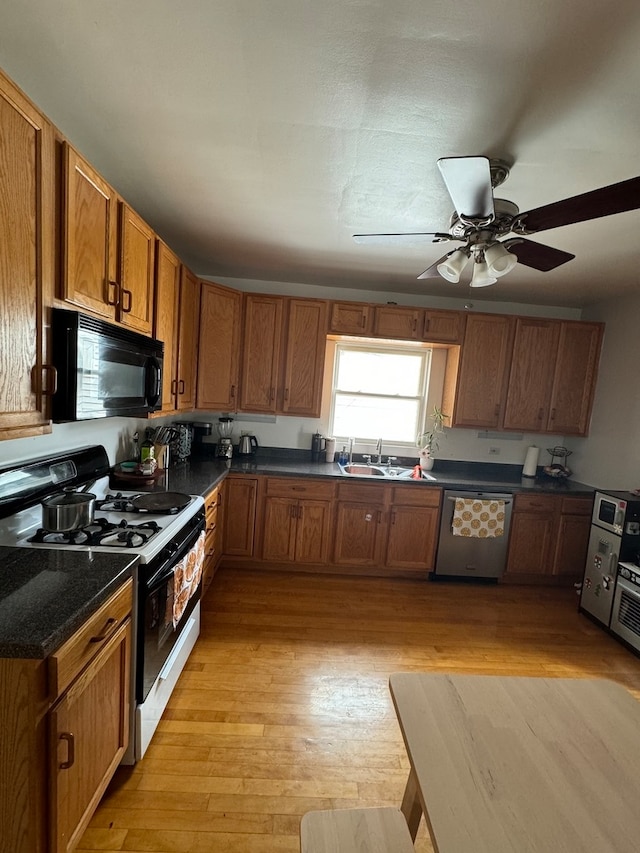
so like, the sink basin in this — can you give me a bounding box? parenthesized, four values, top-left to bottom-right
(339, 463, 387, 476)
(338, 463, 436, 481)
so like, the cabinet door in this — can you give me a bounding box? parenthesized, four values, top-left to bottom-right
(553, 514, 590, 578)
(262, 497, 297, 562)
(385, 505, 439, 572)
(453, 314, 513, 429)
(0, 70, 54, 437)
(117, 203, 155, 335)
(62, 143, 117, 318)
(329, 301, 371, 335)
(176, 267, 200, 411)
(197, 282, 242, 411)
(547, 322, 603, 436)
(296, 500, 333, 564)
(223, 476, 258, 557)
(154, 240, 181, 414)
(333, 502, 387, 566)
(49, 619, 131, 853)
(240, 295, 284, 413)
(280, 299, 328, 416)
(503, 318, 560, 431)
(372, 306, 423, 340)
(506, 511, 556, 576)
(423, 309, 466, 343)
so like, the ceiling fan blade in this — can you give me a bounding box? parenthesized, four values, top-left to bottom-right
(437, 156, 494, 220)
(518, 176, 640, 233)
(417, 253, 452, 279)
(504, 238, 575, 271)
(353, 232, 453, 244)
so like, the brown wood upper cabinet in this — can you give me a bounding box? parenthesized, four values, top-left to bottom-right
(153, 241, 181, 415)
(197, 281, 243, 411)
(451, 313, 514, 429)
(372, 305, 423, 340)
(0, 69, 55, 439)
(329, 301, 372, 335)
(175, 267, 200, 411)
(240, 295, 328, 417)
(423, 309, 466, 343)
(503, 318, 603, 436)
(62, 143, 155, 335)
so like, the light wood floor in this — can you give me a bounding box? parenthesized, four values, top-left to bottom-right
(77, 568, 640, 853)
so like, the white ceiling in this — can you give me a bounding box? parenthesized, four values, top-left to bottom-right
(1, 0, 640, 308)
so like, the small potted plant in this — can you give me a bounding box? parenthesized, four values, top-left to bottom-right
(417, 406, 449, 470)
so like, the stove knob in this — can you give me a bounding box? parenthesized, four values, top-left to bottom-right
(620, 566, 631, 579)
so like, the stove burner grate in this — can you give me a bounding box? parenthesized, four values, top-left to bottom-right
(28, 517, 163, 548)
(96, 492, 184, 514)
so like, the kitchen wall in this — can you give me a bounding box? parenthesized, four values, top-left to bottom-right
(564, 290, 640, 490)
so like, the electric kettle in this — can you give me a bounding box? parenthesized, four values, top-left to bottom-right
(238, 434, 258, 456)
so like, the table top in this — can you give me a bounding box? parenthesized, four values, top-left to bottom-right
(389, 673, 640, 852)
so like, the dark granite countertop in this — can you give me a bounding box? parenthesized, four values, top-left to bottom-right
(0, 547, 137, 659)
(139, 450, 595, 498)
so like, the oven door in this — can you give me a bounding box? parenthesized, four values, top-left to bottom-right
(137, 519, 205, 702)
(611, 576, 640, 653)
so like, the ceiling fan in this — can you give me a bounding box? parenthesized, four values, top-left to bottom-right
(353, 156, 640, 287)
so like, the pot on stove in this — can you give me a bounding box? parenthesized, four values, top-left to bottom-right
(41, 482, 96, 532)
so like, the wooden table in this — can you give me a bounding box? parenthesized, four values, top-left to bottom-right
(389, 673, 640, 852)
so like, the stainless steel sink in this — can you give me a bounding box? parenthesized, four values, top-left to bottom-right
(338, 463, 436, 481)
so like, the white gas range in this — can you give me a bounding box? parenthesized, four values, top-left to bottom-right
(0, 445, 206, 763)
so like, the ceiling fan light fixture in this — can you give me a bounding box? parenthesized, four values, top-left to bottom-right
(470, 258, 498, 288)
(437, 248, 470, 283)
(485, 240, 518, 277)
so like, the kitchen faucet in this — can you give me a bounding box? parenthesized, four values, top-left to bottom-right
(348, 437, 354, 464)
(375, 437, 383, 464)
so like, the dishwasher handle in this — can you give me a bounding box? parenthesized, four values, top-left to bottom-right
(447, 495, 511, 504)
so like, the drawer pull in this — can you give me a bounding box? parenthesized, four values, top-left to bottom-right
(59, 732, 75, 769)
(90, 617, 118, 644)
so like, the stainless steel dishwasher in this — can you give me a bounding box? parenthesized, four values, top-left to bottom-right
(433, 490, 513, 580)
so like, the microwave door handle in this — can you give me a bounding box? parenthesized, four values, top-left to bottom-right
(146, 357, 162, 406)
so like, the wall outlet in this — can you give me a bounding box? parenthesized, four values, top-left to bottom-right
(488, 446, 500, 455)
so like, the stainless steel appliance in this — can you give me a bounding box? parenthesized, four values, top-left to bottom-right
(0, 446, 205, 763)
(216, 417, 234, 458)
(611, 562, 640, 654)
(433, 490, 513, 580)
(579, 490, 640, 628)
(238, 433, 258, 456)
(51, 308, 163, 421)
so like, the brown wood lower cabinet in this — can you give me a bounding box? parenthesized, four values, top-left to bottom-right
(222, 475, 258, 558)
(203, 481, 224, 593)
(385, 486, 440, 572)
(504, 494, 591, 584)
(260, 478, 335, 564)
(0, 578, 132, 853)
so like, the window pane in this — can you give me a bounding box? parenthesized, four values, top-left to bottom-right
(333, 393, 420, 442)
(336, 350, 423, 396)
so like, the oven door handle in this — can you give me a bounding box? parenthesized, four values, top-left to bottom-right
(157, 612, 199, 682)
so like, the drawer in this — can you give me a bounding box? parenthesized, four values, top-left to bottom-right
(49, 578, 133, 697)
(390, 485, 441, 507)
(513, 494, 559, 513)
(205, 485, 221, 517)
(336, 481, 386, 503)
(560, 496, 593, 515)
(266, 477, 336, 500)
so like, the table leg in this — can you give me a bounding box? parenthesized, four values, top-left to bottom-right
(400, 766, 423, 840)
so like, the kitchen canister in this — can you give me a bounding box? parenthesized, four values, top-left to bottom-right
(324, 437, 336, 462)
(522, 445, 540, 478)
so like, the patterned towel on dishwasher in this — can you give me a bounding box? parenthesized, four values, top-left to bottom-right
(451, 498, 505, 538)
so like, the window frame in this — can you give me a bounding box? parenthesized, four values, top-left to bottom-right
(328, 339, 432, 446)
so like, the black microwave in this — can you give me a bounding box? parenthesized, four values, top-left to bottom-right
(51, 309, 163, 421)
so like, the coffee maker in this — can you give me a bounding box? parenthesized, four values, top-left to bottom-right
(216, 417, 234, 458)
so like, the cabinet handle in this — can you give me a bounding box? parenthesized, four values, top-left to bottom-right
(284, 388, 289, 401)
(290, 504, 297, 519)
(377, 510, 382, 524)
(298, 505, 303, 519)
(90, 616, 118, 643)
(361, 313, 366, 328)
(230, 384, 236, 399)
(538, 407, 544, 420)
(107, 280, 119, 306)
(412, 318, 417, 331)
(269, 386, 275, 401)
(391, 511, 396, 525)
(550, 407, 556, 421)
(171, 378, 178, 396)
(41, 364, 58, 396)
(494, 403, 500, 417)
(424, 317, 430, 331)
(59, 732, 75, 770)
(178, 379, 185, 395)
(121, 288, 133, 313)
